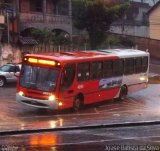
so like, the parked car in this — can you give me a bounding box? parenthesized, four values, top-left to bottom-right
(0, 63, 21, 87)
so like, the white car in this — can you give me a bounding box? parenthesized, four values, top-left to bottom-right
(0, 63, 21, 87)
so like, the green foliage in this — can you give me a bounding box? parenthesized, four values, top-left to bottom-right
(119, 36, 135, 47)
(72, 0, 129, 49)
(31, 28, 71, 47)
(53, 30, 71, 45)
(97, 34, 135, 49)
(105, 35, 120, 47)
(31, 28, 54, 46)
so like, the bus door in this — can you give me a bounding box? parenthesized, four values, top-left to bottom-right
(58, 64, 76, 108)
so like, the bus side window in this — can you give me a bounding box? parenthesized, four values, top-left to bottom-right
(60, 64, 75, 91)
(124, 58, 134, 75)
(135, 57, 142, 73)
(103, 60, 113, 78)
(90, 61, 103, 80)
(113, 59, 124, 76)
(77, 62, 90, 81)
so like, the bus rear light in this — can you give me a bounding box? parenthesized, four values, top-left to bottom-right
(19, 91, 24, 96)
(48, 95, 55, 101)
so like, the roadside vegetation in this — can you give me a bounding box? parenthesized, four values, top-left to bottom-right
(72, 0, 130, 49)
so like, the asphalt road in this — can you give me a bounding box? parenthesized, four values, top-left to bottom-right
(0, 83, 160, 132)
(0, 63, 160, 150)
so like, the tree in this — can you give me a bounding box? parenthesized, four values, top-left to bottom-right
(31, 28, 71, 51)
(72, 0, 129, 49)
(31, 28, 55, 51)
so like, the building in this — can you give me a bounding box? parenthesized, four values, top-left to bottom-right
(110, 1, 151, 37)
(0, 0, 72, 44)
(130, 0, 158, 6)
(148, 1, 160, 40)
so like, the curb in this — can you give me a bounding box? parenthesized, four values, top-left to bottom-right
(1, 120, 160, 136)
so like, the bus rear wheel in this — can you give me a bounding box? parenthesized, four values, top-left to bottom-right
(73, 97, 83, 111)
(118, 85, 128, 101)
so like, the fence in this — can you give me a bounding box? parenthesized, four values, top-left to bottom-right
(111, 34, 160, 59)
(134, 37, 160, 59)
(1, 35, 160, 66)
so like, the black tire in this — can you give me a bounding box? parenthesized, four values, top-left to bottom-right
(0, 77, 6, 87)
(73, 97, 83, 111)
(118, 85, 128, 101)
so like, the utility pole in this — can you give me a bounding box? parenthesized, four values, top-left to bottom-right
(6, 11, 9, 44)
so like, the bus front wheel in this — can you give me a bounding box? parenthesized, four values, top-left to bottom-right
(118, 85, 128, 101)
(73, 97, 83, 111)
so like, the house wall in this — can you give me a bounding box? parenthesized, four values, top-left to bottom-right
(110, 1, 150, 38)
(110, 25, 149, 37)
(18, 0, 72, 35)
(46, 0, 54, 14)
(149, 5, 160, 40)
(20, 0, 30, 13)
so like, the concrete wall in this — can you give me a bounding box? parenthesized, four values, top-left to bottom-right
(0, 44, 21, 66)
(110, 25, 149, 37)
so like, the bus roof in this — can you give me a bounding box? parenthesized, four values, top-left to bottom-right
(25, 49, 149, 64)
(98, 49, 149, 58)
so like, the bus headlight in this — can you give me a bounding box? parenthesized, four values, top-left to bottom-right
(19, 91, 24, 96)
(48, 95, 55, 101)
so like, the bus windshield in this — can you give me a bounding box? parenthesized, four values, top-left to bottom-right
(20, 64, 59, 92)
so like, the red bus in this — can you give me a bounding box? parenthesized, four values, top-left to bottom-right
(16, 49, 149, 111)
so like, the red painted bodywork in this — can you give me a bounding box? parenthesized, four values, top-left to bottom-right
(17, 51, 121, 110)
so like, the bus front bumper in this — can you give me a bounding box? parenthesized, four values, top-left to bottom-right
(16, 93, 58, 110)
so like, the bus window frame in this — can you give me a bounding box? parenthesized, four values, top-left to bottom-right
(142, 56, 148, 72)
